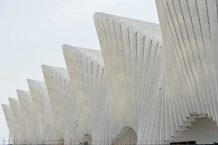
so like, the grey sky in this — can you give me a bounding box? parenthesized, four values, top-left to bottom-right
(0, 0, 159, 139)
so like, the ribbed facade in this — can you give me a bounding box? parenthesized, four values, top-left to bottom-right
(2, 1, 218, 144)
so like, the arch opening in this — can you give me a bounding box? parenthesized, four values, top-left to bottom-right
(113, 127, 137, 145)
(80, 134, 92, 145)
(171, 117, 218, 144)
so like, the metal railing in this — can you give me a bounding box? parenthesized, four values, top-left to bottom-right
(1, 139, 218, 145)
(0, 140, 172, 145)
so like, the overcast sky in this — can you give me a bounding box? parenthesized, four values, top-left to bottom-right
(0, 0, 159, 140)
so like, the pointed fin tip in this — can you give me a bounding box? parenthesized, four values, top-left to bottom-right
(62, 44, 82, 52)
(28, 79, 43, 83)
(62, 44, 74, 56)
(16, 89, 29, 93)
(27, 78, 33, 82)
(41, 65, 68, 79)
(2, 104, 7, 108)
(27, 79, 39, 85)
(93, 12, 103, 17)
(8, 97, 16, 102)
(41, 64, 50, 69)
(41, 64, 54, 77)
(62, 44, 70, 50)
(41, 64, 55, 73)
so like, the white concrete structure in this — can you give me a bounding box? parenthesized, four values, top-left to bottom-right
(27, 79, 56, 142)
(42, 65, 73, 143)
(2, 104, 16, 141)
(2, 1, 218, 144)
(8, 98, 26, 143)
(62, 45, 110, 145)
(94, 13, 165, 145)
(156, 0, 218, 144)
(17, 90, 32, 141)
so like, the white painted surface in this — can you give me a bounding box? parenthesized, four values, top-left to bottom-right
(2, 1, 218, 144)
(172, 118, 218, 144)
